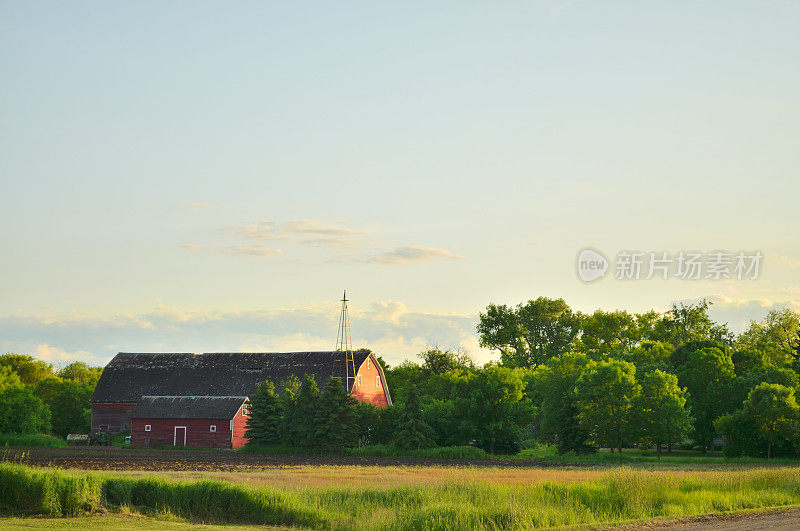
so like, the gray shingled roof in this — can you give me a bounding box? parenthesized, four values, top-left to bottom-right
(91, 350, 373, 403)
(131, 396, 247, 419)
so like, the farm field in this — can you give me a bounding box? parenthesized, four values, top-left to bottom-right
(4, 450, 800, 529)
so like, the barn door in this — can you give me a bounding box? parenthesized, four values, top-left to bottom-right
(174, 426, 186, 447)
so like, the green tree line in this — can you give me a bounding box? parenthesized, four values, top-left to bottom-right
(0, 355, 102, 438)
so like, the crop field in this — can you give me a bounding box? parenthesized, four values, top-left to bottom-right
(4, 448, 800, 529)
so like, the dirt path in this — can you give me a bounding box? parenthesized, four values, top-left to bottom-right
(609, 508, 800, 530)
(0, 446, 580, 471)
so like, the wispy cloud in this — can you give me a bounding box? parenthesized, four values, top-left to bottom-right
(364, 246, 465, 266)
(180, 244, 205, 251)
(230, 220, 365, 248)
(185, 202, 219, 212)
(217, 245, 283, 257)
(528, 241, 544, 248)
(0, 302, 484, 366)
(774, 254, 800, 269)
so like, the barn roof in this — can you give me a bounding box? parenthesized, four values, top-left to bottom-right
(91, 350, 373, 403)
(131, 396, 247, 420)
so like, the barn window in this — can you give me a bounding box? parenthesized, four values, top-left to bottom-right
(145, 425, 151, 432)
(366, 358, 370, 369)
(357, 375, 362, 385)
(375, 376, 380, 387)
(210, 425, 217, 433)
(242, 405, 249, 416)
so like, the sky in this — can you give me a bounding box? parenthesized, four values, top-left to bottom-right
(1, 1, 799, 367)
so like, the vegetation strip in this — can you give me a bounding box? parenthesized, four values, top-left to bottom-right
(4, 462, 800, 528)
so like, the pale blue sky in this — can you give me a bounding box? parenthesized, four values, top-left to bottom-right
(1, 2, 799, 366)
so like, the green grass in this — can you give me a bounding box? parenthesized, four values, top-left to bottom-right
(516, 445, 800, 466)
(240, 444, 489, 460)
(4, 462, 800, 528)
(0, 434, 66, 448)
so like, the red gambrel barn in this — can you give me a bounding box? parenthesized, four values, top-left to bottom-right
(90, 350, 391, 448)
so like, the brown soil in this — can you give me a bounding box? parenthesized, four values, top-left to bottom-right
(0, 446, 582, 471)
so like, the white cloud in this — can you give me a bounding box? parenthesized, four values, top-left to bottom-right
(217, 245, 283, 257)
(363, 246, 465, 265)
(528, 241, 544, 248)
(774, 254, 800, 269)
(674, 294, 800, 333)
(0, 302, 487, 367)
(230, 220, 365, 248)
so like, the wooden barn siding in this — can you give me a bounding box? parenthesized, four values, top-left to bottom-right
(351, 356, 389, 407)
(231, 404, 250, 449)
(91, 402, 137, 434)
(131, 418, 233, 448)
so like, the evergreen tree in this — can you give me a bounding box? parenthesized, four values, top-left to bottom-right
(245, 380, 282, 446)
(393, 386, 435, 450)
(315, 377, 359, 451)
(277, 375, 302, 447)
(285, 374, 321, 448)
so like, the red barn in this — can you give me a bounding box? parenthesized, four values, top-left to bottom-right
(130, 396, 250, 449)
(91, 350, 392, 446)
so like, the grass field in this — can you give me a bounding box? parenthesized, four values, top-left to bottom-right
(4, 461, 800, 529)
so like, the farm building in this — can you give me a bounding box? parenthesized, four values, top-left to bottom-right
(130, 396, 251, 448)
(90, 350, 391, 447)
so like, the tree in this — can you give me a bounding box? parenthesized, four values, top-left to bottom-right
(277, 375, 303, 447)
(577, 310, 639, 360)
(0, 366, 22, 393)
(529, 352, 593, 454)
(744, 384, 800, 459)
(245, 380, 282, 446)
(576, 359, 640, 452)
(634, 370, 693, 457)
(0, 386, 51, 434)
(716, 384, 800, 459)
(478, 297, 580, 368)
(314, 377, 359, 451)
(677, 346, 736, 451)
(453, 366, 534, 454)
(287, 375, 321, 448)
(0, 354, 54, 385)
(737, 309, 800, 367)
(656, 300, 733, 347)
(48, 380, 94, 438)
(57, 362, 102, 386)
(418, 346, 473, 374)
(393, 386, 435, 450)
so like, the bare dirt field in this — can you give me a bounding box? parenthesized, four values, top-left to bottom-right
(1, 445, 582, 471)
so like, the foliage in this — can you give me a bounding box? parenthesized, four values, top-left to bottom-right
(314, 378, 359, 451)
(0, 354, 54, 385)
(392, 386, 435, 450)
(452, 366, 534, 454)
(737, 308, 800, 366)
(0, 433, 66, 447)
(9, 463, 800, 528)
(0, 386, 51, 434)
(529, 352, 593, 454)
(716, 383, 800, 459)
(633, 370, 693, 456)
(575, 359, 640, 451)
(245, 380, 282, 446)
(418, 346, 473, 374)
(0, 366, 23, 394)
(57, 362, 102, 386)
(478, 297, 580, 368)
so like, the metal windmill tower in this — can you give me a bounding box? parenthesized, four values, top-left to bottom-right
(335, 290, 357, 392)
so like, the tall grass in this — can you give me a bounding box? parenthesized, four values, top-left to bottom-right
(3, 463, 800, 528)
(0, 434, 66, 448)
(240, 443, 489, 460)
